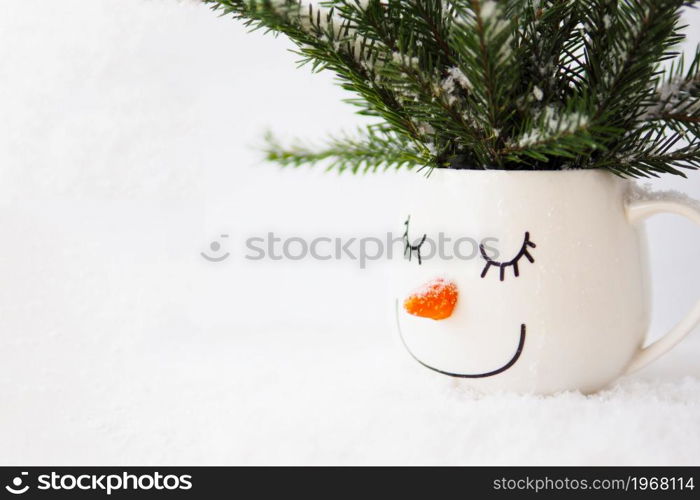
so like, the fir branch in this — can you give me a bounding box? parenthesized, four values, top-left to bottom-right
(588, 0, 685, 124)
(264, 126, 427, 173)
(330, 1, 490, 163)
(204, 0, 700, 178)
(503, 104, 616, 164)
(449, 0, 518, 160)
(641, 45, 700, 126)
(205, 0, 424, 144)
(598, 140, 700, 178)
(516, 0, 583, 102)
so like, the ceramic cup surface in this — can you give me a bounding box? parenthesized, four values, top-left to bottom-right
(395, 169, 700, 394)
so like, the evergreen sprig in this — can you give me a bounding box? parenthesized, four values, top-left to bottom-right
(264, 125, 424, 172)
(205, 0, 700, 177)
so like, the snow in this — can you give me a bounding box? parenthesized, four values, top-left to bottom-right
(629, 182, 700, 212)
(532, 85, 544, 101)
(0, 0, 699, 465)
(517, 106, 589, 147)
(641, 76, 700, 121)
(259, 0, 371, 63)
(480, 1, 499, 22)
(406, 277, 457, 300)
(447, 66, 472, 91)
(440, 66, 471, 108)
(480, 1, 510, 44)
(392, 51, 420, 68)
(297, 1, 337, 35)
(417, 122, 435, 135)
(603, 14, 613, 29)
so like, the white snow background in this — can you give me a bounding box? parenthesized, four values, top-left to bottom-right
(1, 0, 699, 465)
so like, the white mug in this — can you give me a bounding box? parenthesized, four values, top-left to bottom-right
(394, 169, 700, 394)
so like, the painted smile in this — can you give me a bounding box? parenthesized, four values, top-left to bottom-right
(395, 300, 526, 378)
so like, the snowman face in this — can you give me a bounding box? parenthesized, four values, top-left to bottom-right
(393, 169, 652, 394)
(397, 215, 537, 378)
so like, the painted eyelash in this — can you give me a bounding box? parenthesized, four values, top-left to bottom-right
(403, 215, 427, 265)
(480, 232, 536, 281)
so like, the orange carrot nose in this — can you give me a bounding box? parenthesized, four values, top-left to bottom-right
(403, 278, 458, 320)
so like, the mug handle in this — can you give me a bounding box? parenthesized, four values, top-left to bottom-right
(624, 195, 700, 374)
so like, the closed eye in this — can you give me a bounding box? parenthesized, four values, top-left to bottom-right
(480, 232, 536, 281)
(403, 215, 427, 265)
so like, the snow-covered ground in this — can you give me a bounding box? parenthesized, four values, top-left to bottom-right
(1, 0, 699, 465)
